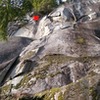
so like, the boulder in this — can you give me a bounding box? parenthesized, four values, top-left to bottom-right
(7, 15, 37, 39)
(14, 22, 37, 39)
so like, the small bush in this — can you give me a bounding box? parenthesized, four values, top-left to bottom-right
(0, 0, 57, 40)
(29, 0, 57, 15)
(0, 0, 32, 40)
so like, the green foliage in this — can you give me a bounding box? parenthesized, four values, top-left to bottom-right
(0, 0, 32, 40)
(0, 0, 57, 40)
(29, 0, 57, 15)
(90, 81, 100, 100)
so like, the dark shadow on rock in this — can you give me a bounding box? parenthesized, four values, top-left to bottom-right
(94, 30, 100, 39)
(91, 80, 100, 100)
(0, 37, 33, 64)
(22, 60, 39, 74)
(0, 56, 19, 86)
(0, 88, 1, 100)
(13, 60, 38, 79)
(61, 65, 72, 84)
(19, 95, 45, 100)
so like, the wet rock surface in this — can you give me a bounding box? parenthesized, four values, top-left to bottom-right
(0, 0, 100, 100)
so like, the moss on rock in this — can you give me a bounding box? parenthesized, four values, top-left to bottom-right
(76, 37, 86, 44)
(14, 74, 31, 89)
(0, 84, 11, 94)
(34, 74, 100, 100)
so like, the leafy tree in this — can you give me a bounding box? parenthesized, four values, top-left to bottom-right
(29, 0, 57, 15)
(0, 0, 32, 40)
(0, 0, 57, 40)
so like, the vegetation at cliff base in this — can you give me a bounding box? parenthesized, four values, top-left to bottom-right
(29, 0, 57, 15)
(0, 0, 32, 40)
(0, 0, 57, 40)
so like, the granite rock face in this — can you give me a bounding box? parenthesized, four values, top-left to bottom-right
(0, 37, 32, 85)
(7, 18, 37, 39)
(14, 22, 37, 39)
(0, 37, 32, 64)
(0, 0, 100, 100)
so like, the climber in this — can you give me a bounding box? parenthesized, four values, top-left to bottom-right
(32, 15, 40, 22)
